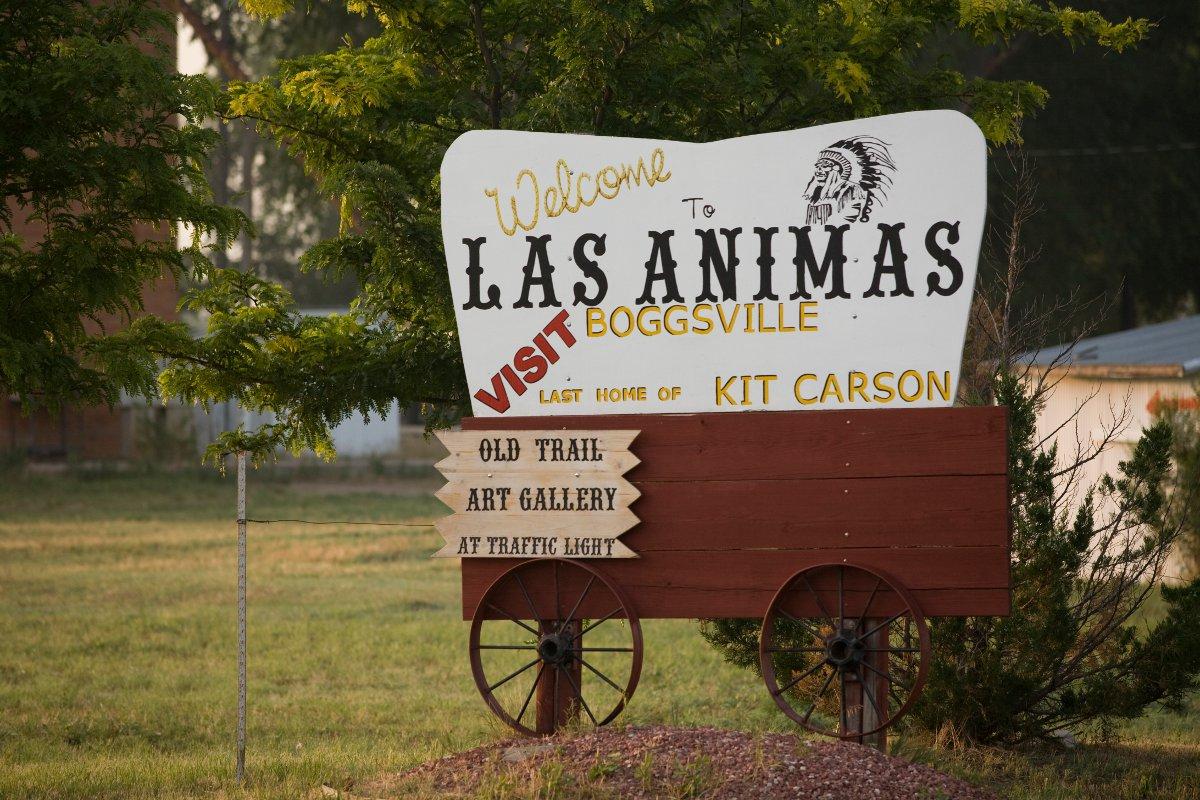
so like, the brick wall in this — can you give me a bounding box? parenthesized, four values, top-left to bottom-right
(2, 11, 180, 462)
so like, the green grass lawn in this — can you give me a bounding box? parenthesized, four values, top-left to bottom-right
(0, 469, 1197, 800)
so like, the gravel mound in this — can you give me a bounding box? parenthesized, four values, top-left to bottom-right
(362, 725, 994, 799)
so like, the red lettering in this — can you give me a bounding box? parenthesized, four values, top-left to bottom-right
(500, 364, 527, 395)
(474, 373, 511, 414)
(533, 332, 559, 364)
(542, 309, 576, 347)
(514, 345, 548, 382)
(474, 311, 578, 415)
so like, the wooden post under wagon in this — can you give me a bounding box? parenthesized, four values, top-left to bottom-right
(843, 618, 890, 750)
(535, 620, 582, 734)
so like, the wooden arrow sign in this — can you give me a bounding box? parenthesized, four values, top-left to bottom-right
(433, 430, 641, 559)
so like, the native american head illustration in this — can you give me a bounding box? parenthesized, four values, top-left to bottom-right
(803, 137, 896, 226)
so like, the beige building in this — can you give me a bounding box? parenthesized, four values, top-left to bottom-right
(1021, 315, 1200, 575)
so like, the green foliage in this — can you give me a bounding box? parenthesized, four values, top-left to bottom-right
(917, 373, 1200, 743)
(702, 372, 1200, 744)
(0, 0, 247, 410)
(157, 0, 1149, 461)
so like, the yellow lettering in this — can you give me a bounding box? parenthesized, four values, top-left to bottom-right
(586, 307, 606, 337)
(716, 304, 739, 333)
(757, 303, 776, 333)
(484, 148, 671, 236)
(484, 168, 539, 237)
(799, 301, 819, 331)
(777, 302, 796, 332)
(898, 369, 923, 402)
(716, 376, 737, 405)
(848, 371, 870, 402)
(597, 166, 622, 199)
(821, 374, 845, 403)
(610, 306, 634, 337)
(794, 374, 819, 405)
(636, 305, 662, 336)
(928, 370, 952, 401)
(757, 374, 777, 404)
(873, 372, 896, 403)
(664, 304, 689, 335)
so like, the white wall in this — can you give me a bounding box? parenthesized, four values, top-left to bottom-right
(1033, 373, 1193, 576)
(193, 401, 402, 458)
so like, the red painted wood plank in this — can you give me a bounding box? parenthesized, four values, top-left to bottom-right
(624, 475, 1008, 551)
(466, 579, 1010, 620)
(462, 546, 1009, 620)
(463, 407, 1008, 480)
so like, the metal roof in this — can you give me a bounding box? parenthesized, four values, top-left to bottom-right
(1019, 314, 1200, 378)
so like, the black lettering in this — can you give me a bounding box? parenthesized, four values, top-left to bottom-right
(461, 237, 501, 310)
(925, 221, 963, 297)
(695, 227, 741, 302)
(637, 230, 684, 304)
(789, 224, 851, 300)
(752, 226, 779, 301)
(513, 234, 561, 308)
(572, 233, 608, 306)
(865, 223, 913, 298)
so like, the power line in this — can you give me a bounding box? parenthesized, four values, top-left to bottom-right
(1018, 142, 1200, 158)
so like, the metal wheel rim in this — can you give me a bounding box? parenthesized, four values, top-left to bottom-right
(469, 557, 643, 737)
(759, 561, 930, 739)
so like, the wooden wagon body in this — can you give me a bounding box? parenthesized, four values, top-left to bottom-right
(454, 406, 1009, 741)
(461, 406, 1009, 622)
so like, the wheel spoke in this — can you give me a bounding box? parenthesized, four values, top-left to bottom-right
(488, 658, 540, 692)
(800, 573, 836, 626)
(837, 566, 845, 627)
(571, 646, 633, 653)
(559, 575, 595, 634)
(860, 659, 911, 693)
(802, 666, 837, 724)
(516, 663, 544, 725)
(858, 663, 886, 725)
(579, 657, 625, 694)
(475, 644, 537, 651)
(513, 573, 544, 627)
(486, 603, 539, 637)
(774, 658, 825, 696)
(580, 608, 620, 636)
(559, 664, 598, 725)
(863, 647, 920, 653)
(856, 578, 883, 632)
(861, 611, 905, 641)
(767, 647, 826, 654)
(776, 609, 825, 642)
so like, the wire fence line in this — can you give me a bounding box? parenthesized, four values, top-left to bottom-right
(241, 516, 436, 528)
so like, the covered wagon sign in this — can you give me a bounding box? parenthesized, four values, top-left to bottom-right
(440, 110, 986, 417)
(436, 112, 1008, 744)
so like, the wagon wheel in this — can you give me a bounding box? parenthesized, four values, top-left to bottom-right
(469, 558, 643, 737)
(759, 562, 930, 739)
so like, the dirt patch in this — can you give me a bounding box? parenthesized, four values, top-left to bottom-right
(359, 725, 994, 799)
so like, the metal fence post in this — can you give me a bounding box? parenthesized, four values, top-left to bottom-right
(236, 452, 247, 783)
